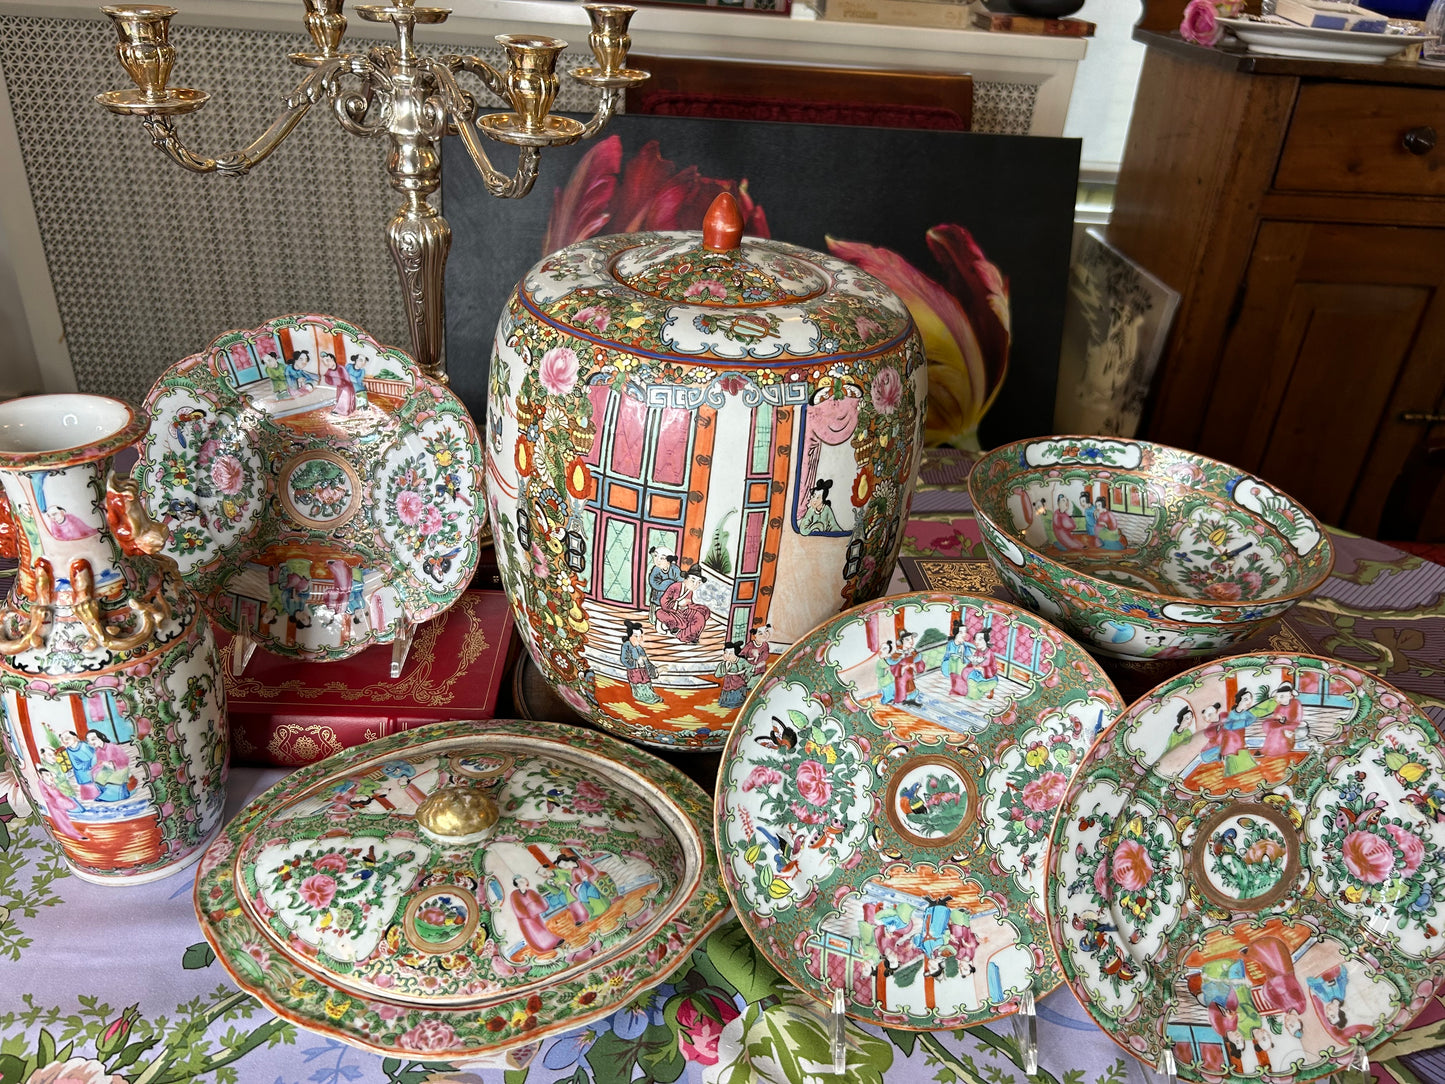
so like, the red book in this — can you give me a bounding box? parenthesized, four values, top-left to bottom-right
(220, 591, 516, 766)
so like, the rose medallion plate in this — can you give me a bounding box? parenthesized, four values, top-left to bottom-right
(135, 314, 485, 669)
(194, 719, 728, 1058)
(715, 591, 1124, 1029)
(1046, 653, 1445, 1079)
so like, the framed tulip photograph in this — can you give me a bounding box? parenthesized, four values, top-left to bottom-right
(442, 112, 1080, 449)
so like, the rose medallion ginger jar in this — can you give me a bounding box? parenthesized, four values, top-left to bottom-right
(486, 193, 928, 750)
(0, 395, 228, 884)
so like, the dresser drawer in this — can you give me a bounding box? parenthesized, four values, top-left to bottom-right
(1275, 83, 1445, 197)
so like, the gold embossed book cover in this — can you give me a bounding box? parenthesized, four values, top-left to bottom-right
(220, 591, 515, 766)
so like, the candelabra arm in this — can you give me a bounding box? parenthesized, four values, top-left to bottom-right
(139, 58, 344, 175)
(577, 86, 623, 140)
(428, 59, 542, 199)
(331, 64, 388, 137)
(439, 54, 511, 108)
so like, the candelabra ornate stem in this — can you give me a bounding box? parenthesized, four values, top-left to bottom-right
(97, 0, 647, 382)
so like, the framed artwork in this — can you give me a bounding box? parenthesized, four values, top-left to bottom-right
(1052, 226, 1181, 439)
(442, 112, 1080, 448)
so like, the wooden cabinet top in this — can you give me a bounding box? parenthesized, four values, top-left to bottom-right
(1134, 27, 1445, 87)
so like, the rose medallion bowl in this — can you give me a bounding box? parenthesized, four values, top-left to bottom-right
(967, 436, 1334, 661)
(136, 313, 486, 673)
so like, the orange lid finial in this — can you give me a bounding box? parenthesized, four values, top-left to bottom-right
(702, 192, 744, 253)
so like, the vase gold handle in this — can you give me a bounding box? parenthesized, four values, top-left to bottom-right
(0, 558, 53, 656)
(105, 471, 169, 556)
(71, 558, 164, 653)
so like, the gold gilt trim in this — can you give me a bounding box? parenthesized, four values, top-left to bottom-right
(267, 722, 344, 764)
(1268, 619, 1311, 654)
(909, 559, 1001, 595)
(227, 595, 494, 707)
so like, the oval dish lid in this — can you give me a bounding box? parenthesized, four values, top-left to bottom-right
(516, 193, 915, 363)
(194, 720, 726, 1057)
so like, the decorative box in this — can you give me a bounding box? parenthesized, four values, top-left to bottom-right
(222, 590, 515, 766)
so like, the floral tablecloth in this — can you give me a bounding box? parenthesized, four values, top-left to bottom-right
(2, 448, 1445, 1084)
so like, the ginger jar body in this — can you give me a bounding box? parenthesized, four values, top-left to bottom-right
(486, 205, 928, 750)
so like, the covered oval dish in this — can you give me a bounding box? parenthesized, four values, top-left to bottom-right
(193, 719, 726, 1057)
(486, 194, 928, 750)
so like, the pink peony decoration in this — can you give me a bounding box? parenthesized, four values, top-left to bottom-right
(1385, 824, 1425, 878)
(1342, 830, 1396, 884)
(855, 315, 883, 340)
(210, 454, 244, 495)
(1021, 771, 1068, 813)
(398, 1018, 460, 1053)
(1204, 580, 1243, 601)
(395, 490, 425, 525)
(870, 367, 903, 415)
(684, 279, 728, 302)
(1111, 838, 1155, 892)
(419, 505, 443, 536)
(574, 304, 610, 332)
(795, 760, 832, 806)
(298, 873, 338, 909)
(742, 765, 783, 793)
(539, 346, 580, 396)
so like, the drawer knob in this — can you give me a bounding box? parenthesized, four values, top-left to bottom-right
(1403, 126, 1437, 155)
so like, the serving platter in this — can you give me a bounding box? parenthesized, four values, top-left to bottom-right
(1219, 16, 1431, 61)
(193, 719, 727, 1058)
(135, 314, 485, 674)
(1046, 653, 1445, 1079)
(715, 591, 1123, 1029)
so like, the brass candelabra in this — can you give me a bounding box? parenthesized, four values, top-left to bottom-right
(96, 0, 648, 381)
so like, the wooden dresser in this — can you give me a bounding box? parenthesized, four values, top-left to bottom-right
(1109, 31, 1445, 541)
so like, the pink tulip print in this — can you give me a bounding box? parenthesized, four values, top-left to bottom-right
(543, 135, 770, 253)
(828, 226, 1011, 449)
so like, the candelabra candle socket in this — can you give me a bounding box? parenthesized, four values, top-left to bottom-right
(496, 35, 567, 131)
(102, 4, 176, 98)
(584, 4, 635, 75)
(570, 5, 648, 90)
(297, 0, 348, 64)
(97, 4, 209, 114)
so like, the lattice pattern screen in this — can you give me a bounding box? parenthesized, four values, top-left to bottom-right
(973, 81, 1039, 137)
(0, 14, 600, 406)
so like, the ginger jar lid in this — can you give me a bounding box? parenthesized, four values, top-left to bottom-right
(514, 193, 916, 363)
(193, 719, 727, 1057)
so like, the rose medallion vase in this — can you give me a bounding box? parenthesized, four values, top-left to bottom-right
(486, 193, 928, 750)
(0, 395, 228, 884)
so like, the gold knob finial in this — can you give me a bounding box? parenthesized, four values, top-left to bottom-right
(415, 785, 500, 843)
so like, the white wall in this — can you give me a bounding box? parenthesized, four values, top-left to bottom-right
(1064, 0, 1148, 176)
